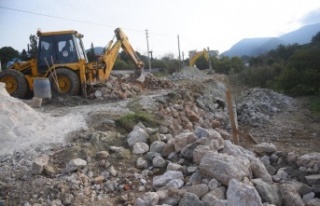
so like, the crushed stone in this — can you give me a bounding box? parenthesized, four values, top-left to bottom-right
(0, 83, 87, 155)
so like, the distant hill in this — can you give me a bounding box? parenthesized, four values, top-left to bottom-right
(222, 37, 286, 57)
(278, 23, 320, 44)
(222, 23, 320, 57)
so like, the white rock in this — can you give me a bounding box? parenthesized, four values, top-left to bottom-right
(66, 158, 87, 173)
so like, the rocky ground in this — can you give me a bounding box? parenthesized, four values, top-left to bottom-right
(0, 67, 320, 206)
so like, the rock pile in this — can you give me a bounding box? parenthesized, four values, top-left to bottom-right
(130, 123, 320, 206)
(237, 88, 293, 127)
(0, 70, 319, 206)
(4, 122, 319, 206)
(142, 73, 174, 90)
(168, 67, 219, 82)
(89, 73, 173, 100)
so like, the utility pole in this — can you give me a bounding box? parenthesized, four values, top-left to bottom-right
(207, 47, 212, 69)
(145, 30, 151, 72)
(177, 35, 181, 62)
(182, 52, 184, 66)
(149, 51, 153, 60)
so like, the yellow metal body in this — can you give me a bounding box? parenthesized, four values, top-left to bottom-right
(1, 28, 144, 97)
(189, 49, 210, 67)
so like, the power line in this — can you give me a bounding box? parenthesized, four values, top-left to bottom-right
(0, 5, 143, 33)
(0, 5, 179, 56)
(0, 5, 174, 37)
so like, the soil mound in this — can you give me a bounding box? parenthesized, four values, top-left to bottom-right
(0, 83, 87, 155)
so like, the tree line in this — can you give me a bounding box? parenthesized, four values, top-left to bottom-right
(188, 32, 320, 97)
(234, 32, 320, 96)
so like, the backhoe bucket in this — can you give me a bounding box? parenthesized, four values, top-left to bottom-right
(135, 68, 146, 83)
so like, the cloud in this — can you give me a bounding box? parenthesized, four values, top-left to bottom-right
(300, 8, 320, 25)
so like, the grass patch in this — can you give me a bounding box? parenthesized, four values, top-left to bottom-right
(309, 94, 320, 113)
(115, 111, 160, 132)
(115, 97, 162, 132)
(153, 71, 170, 77)
(126, 97, 143, 111)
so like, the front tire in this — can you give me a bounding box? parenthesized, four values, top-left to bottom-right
(0, 69, 28, 98)
(49, 68, 80, 95)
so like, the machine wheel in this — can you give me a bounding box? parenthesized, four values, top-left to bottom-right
(0, 69, 28, 98)
(49, 68, 80, 95)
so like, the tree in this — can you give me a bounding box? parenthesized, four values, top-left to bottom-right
(229, 56, 245, 73)
(86, 42, 96, 62)
(114, 57, 130, 70)
(311, 32, 320, 44)
(119, 50, 130, 62)
(20, 49, 29, 61)
(0, 46, 19, 69)
(162, 53, 175, 60)
(29, 34, 38, 57)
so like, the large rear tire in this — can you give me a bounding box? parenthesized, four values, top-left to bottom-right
(49, 68, 80, 95)
(0, 69, 28, 98)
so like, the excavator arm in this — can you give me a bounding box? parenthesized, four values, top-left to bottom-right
(189, 49, 210, 67)
(99, 28, 144, 79)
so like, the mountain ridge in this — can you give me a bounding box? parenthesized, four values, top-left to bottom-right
(222, 23, 320, 57)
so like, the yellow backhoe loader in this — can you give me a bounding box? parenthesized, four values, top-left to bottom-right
(0, 28, 144, 98)
(189, 48, 211, 69)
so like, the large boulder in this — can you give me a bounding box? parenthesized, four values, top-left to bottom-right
(65, 158, 87, 173)
(194, 128, 225, 150)
(173, 132, 197, 152)
(199, 152, 251, 185)
(297, 152, 320, 168)
(253, 142, 277, 154)
(201, 186, 226, 205)
(186, 184, 209, 198)
(180, 141, 202, 160)
(250, 158, 272, 182)
(135, 192, 159, 206)
(227, 179, 263, 206)
(150, 141, 166, 153)
(153, 171, 184, 189)
(132, 142, 149, 154)
(179, 192, 205, 206)
(222, 140, 256, 161)
(193, 145, 212, 165)
(280, 182, 305, 206)
(251, 178, 282, 205)
(305, 174, 320, 186)
(127, 125, 149, 147)
(32, 155, 49, 175)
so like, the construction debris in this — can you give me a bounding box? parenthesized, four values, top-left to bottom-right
(0, 68, 319, 206)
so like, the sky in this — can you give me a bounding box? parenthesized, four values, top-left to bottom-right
(0, 0, 320, 59)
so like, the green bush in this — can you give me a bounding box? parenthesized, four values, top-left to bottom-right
(211, 56, 245, 74)
(114, 58, 130, 70)
(276, 67, 320, 95)
(310, 94, 320, 113)
(237, 66, 279, 88)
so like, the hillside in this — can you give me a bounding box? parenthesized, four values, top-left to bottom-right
(222, 37, 285, 57)
(222, 22, 320, 57)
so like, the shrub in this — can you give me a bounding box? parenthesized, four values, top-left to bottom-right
(237, 66, 279, 88)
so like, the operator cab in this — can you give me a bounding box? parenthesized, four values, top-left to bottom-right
(37, 30, 88, 73)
